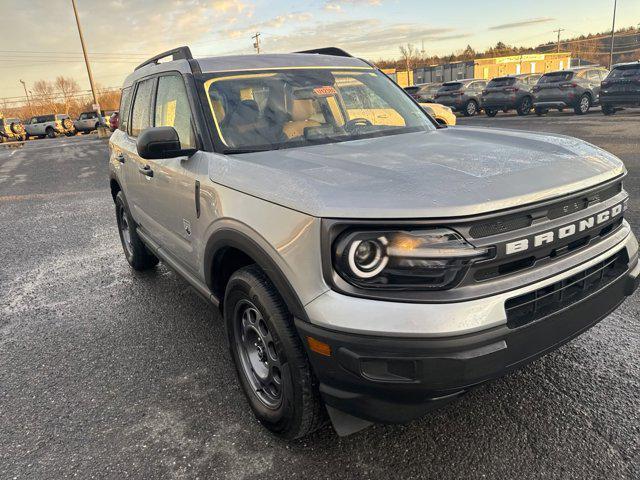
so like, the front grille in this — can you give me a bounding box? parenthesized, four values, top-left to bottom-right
(468, 181, 622, 239)
(505, 249, 628, 328)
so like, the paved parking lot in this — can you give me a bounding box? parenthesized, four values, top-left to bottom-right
(1, 112, 639, 479)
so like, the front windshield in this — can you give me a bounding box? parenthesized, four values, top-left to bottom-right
(204, 68, 435, 152)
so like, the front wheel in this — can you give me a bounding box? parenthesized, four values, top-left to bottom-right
(225, 265, 325, 439)
(484, 108, 498, 117)
(46, 127, 56, 138)
(574, 94, 591, 115)
(463, 100, 478, 117)
(517, 97, 533, 116)
(115, 191, 158, 270)
(602, 104, 616, 115)
(534, 107, 548, 116)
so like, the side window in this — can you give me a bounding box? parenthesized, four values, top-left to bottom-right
(586, 70, 600, 82)
(130, 79, 154, 137)
(119, 86, 132, 132)
(154, 75, 195, 149)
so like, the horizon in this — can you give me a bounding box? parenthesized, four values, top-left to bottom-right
(0, 0, 639, 99)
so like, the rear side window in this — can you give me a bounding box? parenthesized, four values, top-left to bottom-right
(441, 82, 463, 91)
(119, 87, 133, 132)
(539, 72, 573, 83)
(130, 79, 154, 137)
(488, 78, 515, 87)
(154, 75, 195, 149)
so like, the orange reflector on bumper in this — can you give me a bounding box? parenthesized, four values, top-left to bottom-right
(307, 336, 331, 356)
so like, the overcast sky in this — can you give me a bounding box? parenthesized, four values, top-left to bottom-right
(0, 0, 638, 98)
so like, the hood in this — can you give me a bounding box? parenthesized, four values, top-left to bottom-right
(208, 127, 625, 219)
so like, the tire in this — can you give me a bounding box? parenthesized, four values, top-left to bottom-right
(602, 104, 616, 115)
(574, 94, 591, 115)
(46, 127, 56, 138)
(463, 100, 478, 117)
(484, 108, 498, 117)
(115, 191, 158, 271)
(534, 107, 548, 116)
(502, 108, 509, 113)
(225, 265, 325, 439)
(516, 97, 533, 116)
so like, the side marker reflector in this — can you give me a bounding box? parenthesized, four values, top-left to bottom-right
(307, 337, 332, 356)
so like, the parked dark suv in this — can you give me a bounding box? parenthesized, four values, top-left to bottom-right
(600, 61, 640, 115)
(404, 82, 442, 103)
(481, 74, 541, 117)
(434, 79, 487, 116)
(532, 67, 609, 115)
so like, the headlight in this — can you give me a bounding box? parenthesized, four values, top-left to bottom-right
(334, 228, 491, 290)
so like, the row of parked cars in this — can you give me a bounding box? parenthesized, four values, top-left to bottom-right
(0, 110, 120, 143)
(404, 61, 640, 118)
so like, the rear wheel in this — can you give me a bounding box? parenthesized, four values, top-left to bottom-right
(602, 104, 616, 115)
(463, 100, 478, 117)
(225, 265, 325, 439)
(517, 97, 533, 116)
(484, 108, 498, 117)
(574, 94, 591, 115)
(115, 191, 158, 270)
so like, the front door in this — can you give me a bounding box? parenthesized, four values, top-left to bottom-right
(137, 73, 201, 272)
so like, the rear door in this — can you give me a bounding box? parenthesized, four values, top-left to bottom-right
(121, 77, 156, 224)
(585, 70, 603, 100)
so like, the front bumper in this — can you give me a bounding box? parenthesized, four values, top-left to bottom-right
(299, 233, 639, 424)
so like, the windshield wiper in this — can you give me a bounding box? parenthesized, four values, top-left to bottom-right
(223, 147, 274, 154)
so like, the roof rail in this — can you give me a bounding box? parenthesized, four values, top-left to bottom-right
(295, 47, 353, 58)
(135, 46, 193, 71)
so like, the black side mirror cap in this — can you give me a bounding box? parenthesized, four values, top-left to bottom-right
(136, 126, 196, 159)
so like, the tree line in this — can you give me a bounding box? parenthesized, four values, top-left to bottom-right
(1, 76, 121, 120)
(379, 26, 640, 72)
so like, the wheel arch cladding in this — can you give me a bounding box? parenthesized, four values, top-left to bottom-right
(109, 177, 121, 201)
(205, 228, 309, 322)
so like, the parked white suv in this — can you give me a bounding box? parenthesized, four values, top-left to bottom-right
(24, 114, 75, 139)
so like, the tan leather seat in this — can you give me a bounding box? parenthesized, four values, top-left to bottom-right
(282, 99, 321, 139)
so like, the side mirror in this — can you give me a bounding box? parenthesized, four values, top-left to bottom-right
(137, 126, 196, 159)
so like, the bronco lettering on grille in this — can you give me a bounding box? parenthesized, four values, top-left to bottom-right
(505, 200, 627, 255)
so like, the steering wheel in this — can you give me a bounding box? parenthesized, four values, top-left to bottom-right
(344, 117, 372, 133)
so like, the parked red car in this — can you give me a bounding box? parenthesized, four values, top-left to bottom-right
(109, 111, 119, 131)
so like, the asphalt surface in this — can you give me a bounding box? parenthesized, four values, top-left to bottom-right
(1, 112, 639, 479)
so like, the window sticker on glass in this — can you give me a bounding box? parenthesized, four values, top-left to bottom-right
(313, 86, 338, 97)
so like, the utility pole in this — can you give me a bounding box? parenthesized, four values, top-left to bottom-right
(252, 32, 261, 54)
(19, 79, 33, 116)
(553, 28, 565, 54)
(609, 0, 617, 68)
(70, 0, 103, 126)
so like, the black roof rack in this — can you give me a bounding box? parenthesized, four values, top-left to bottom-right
(135, 46, 193, 71)
(295, 47, 353, 58)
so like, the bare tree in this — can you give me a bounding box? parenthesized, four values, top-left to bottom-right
(399, 43, 417, 74)
(32, 80, 57, 114)
(55, 76, 81, 114)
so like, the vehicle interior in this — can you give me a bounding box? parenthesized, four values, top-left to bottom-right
(205, 68, 434, 151)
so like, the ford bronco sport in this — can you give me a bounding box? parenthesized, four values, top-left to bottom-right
(109, 46, 639, 439)
(24, 113, 75, 138)
(0, 117, 27, 142)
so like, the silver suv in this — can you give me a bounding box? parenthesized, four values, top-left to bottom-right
(109, 46, 639, 439)
(24, 113, 75, 138)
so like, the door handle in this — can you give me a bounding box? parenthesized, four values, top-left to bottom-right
(138, 165, 154, 177)
(116, 153, 125, 164)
